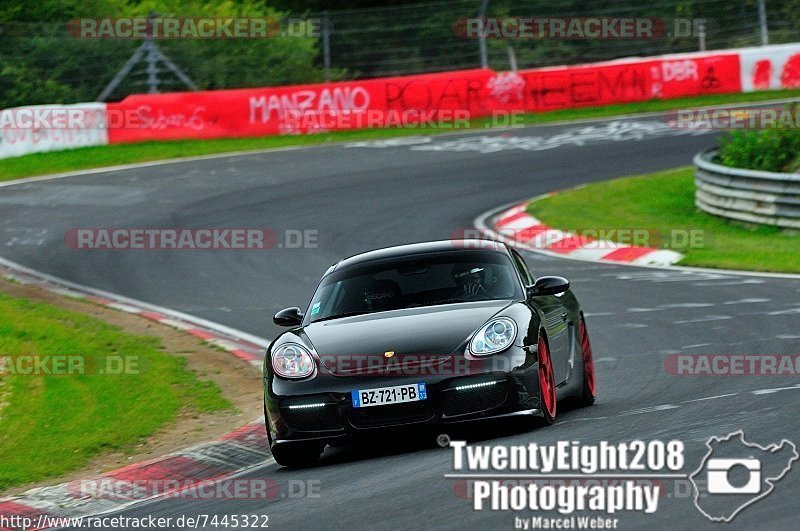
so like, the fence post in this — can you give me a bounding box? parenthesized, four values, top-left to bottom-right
(478, 0, 489, 68)
(697, 20, 706, 51)
(507, 44, 518, 72)
(322, 11, 331, 82)
(758, 0, 769, 45)
(144, 14, 159, 94)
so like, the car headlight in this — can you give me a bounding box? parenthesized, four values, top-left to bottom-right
(470, 317, 517, 356)
(272, 343, 315, 378)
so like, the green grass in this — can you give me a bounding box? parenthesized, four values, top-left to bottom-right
(527, 167, 800, 273)
(4, 88, 800, 182)
(0, 292, 231, 490)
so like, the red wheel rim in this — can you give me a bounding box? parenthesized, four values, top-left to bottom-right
(537, 335, 556, 418)
(580, 318, 596, 396)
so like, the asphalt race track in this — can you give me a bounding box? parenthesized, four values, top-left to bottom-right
(2, 116, 799, 529)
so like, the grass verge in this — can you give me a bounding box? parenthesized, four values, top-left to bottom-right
(0, 291, 231, 490)
(526, 167, 800, 273)
(4, 88, 800, 182)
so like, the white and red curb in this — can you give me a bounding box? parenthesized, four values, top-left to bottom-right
(488, 199, 683, 267)
(0, 421, 272, 527)
(0, 256, 273, 528)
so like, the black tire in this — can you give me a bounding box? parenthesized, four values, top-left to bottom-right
(534, 332, 557, 426)
(270, 441, 321, 468)
(577, 366, 595, 407)
(577, 315, 596, 407)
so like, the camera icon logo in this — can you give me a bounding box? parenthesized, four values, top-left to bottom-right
(706, 458, 761, 495)
(690, 430, 798, 522)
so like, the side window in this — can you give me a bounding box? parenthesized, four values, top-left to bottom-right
(510, 249, 534, 286)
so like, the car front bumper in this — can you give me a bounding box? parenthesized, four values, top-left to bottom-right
(264, 346, 544, 446)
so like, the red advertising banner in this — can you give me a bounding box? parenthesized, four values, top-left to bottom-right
(504, 53, 740, 112)
(107, 69, 498, 143)
(106, 53, 742, 145)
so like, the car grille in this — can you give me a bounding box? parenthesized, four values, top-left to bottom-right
(442, 381, 508, 417)
(347, 401, 435, 429)
(281, 404, 342, 432)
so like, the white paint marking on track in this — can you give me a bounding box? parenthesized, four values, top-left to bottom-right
(555, 382, 800, 424)
(768, 307, 800, 315)
(620, 404, 680, 415)
(752, 384, 800, 395)
(693, 279, 767, 285)
(673, 315, 733, 324)
(722, 298, 771, 305)
(629, 302, 715, 313)
(681, 393, 739, 403)
(568, 385, 799, 424)
(558, 416, 610, 424)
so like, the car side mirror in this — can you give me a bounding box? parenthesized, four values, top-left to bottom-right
(273, 307, 304, 327)
(527, 276, 570, 298)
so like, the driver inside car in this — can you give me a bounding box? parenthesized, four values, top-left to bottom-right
(452, 263, 492, 299)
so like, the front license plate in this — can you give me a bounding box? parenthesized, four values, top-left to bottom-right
(351, 383, 427, 408)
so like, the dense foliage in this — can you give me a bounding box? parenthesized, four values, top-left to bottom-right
(0, 0, 326, 106)
(717, 102, 800, 173)
(5, 0, 800, 107)
(718, 124, 800, 173)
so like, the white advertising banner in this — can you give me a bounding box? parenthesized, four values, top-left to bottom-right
(738, 43, 800, 92)
(0, 102, 108, 160)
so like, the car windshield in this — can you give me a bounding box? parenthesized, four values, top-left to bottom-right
(305, 250, 522, 323)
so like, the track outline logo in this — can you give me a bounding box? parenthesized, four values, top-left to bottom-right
(689, 430, 798, 522)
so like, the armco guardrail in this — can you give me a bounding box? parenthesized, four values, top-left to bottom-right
(694, 149, 800, 229)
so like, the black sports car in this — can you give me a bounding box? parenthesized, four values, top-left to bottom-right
(263, 240, 596, 466)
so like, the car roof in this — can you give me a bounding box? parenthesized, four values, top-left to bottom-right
(328, 240, 510, 275)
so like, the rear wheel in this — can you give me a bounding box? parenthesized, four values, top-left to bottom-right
(577, 315, 596, 407)
(536, 332, 557, 425)
(270, 440, 321, 468)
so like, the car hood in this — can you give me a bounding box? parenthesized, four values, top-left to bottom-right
(303, 299, 512, 376)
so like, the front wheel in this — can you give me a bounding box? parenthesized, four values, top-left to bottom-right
(535, 332, 557, 425)
(270, 441, 321, 468)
